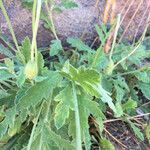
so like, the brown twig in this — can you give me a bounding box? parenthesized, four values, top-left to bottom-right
(94, 0, 99, 8)
(141, 101, 150, 107)
(104, 128, 128, 149)
(119, 0, 144, 43)
(120, 0, 135, 25)
(104, 112, 150, 124)
(133, 1, 150, 42)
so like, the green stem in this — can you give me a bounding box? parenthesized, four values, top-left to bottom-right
(112, 64, 150, 77)
(72, 82, 82, 150)
(45, 1, 59, 40)
(112, 65, 150, 77)
(27, 102, 43, 150)
(113, 21, 148, 69)
(44, 91, 53, 123)
(32, 0, 37, 31)
(92, 23, 116, 68)
(92, 46, 103, 68)
(109, 14, 121, 61)
(31, 0, 42, 62)
(0, 0, 19, 52)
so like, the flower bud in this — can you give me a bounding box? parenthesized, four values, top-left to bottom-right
(24, 60, 38, 79)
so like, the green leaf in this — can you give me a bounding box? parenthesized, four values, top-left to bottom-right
(114, 84, 125, 102)
(121, 45, 147, 66)
(0, 107, 17, 138)
(0, 44, 14, 58)
(54, 85, 74, 129)
(138, 82, 150, 100)
(100, 138, 115, 150)
(61, 62, 116, 113)
(16, 68, 26, 87)
(80, 94, 105, 119)
(135, 72, 150, 83)
(95, 25, 105, 44)
(98, 85, 116, 113)
(144, 125, 150, 144)
(44, 125, 75, 150)
(114, 102, 123, 117)
(0, 70, 15, 81)
(37, 51, 44, 73)
(59, 0, 78, 9)
(16, 37, 31, 64)
(33, 76, 47, 82)
(40, 11, 52, 29)
(78, 102, 91, 150)
(78, 92, 104, 148)
(4, 58, 14, 74)
(122, 99, 137, 111)
(128, 120, 144, 141)
(16, 71, 62, 111)
(20, 37, 31, 63)
(50, 40, 63, 56)
(114, 76, 129, 92)
(68, 112, 76, 139)
(61, 62, 101, 97)
(0, 89, 10, 99)
(67, 38, 93, 53)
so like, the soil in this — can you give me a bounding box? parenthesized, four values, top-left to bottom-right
(0, 0, 150, 47)
(89, 115, 150, 150)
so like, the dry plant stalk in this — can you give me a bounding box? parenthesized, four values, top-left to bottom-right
(103, 0, 116, 24)
(103, 0, 116, 53)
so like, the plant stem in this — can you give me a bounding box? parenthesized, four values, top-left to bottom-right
(92, 23, 116, 68)
(92, 46, 103, 68)
(72, 82, 82, 150)
(44, 91, 53, 123)
(113, 22, 148, 69)
(0, 0, 19, 52)
(45, 1, 59, 40)
(27, 102, 43, 150)
(32, 0, 37, 32)
(112, 64, 150, 77)
(31, 0, 42, 62)
(109, 14, 121, 60)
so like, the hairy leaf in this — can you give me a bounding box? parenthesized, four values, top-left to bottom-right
(16, 71, 62, 111)
(138, 82, 150, 100)
(128, 120, 144, 141)
(0, 107, 16, 138)
(0, 70, 15, 81)
(100, 138, 115, 150)
(135, 72, 150, 83)
(144, 125, 150, 144)
(44, 125, 75, 150)
(54, 85, 74, 129)
(67, 38, 93, 53)
(115, 102, 123, 117)
(0, 89, 10, 99)
(4, 58, 14, 74)
(122, 99, 137, 111)
(50, 40, 63, 56)
(0, 44, 14, 58)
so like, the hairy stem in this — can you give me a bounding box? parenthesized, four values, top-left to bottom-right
(27, 102, 43, 150)
(31, 0, 42, 62)
(114, 23, 149, 69)
(109, 14, 121, 60)
(72, 82, 82, 150)
(92, 23, 116, 68)
(0, 0, 19, 52)
(45, 0, 59, 40)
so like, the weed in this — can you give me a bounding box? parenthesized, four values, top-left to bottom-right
(0, 0, 150, 150)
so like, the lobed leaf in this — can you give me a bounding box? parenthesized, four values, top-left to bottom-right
(16, 71, 62, 111)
